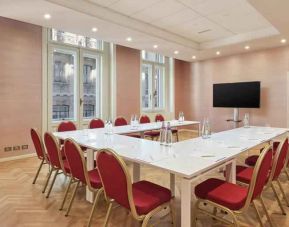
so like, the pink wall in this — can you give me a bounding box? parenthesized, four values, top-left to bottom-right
(175, 47, 289, 132)
(0, 17, 42, 159)
(116, 45, 141, 122)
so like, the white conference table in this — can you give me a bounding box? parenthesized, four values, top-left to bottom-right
(54, 124, 287, 227)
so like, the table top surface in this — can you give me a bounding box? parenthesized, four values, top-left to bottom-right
(54, 123, 287, 179)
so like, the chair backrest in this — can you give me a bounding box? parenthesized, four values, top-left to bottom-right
(57, 121, 77, 132)
(44, 132, 63, 170)
(272, 138, 288, 181)
(64, 139, 91, 187)
(31, 128, 46, 161)
(139, 115, 150, 124)
(89, 118, 105, 129)
(155, 114, 165, 122)
(97, 149, 138, 217)
(245, 145, 273, 207)
(114, 117, 128, 126)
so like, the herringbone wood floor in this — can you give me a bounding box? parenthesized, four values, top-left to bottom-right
(1, 131, 289, 227)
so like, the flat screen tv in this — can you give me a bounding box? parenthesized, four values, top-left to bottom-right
(213, 81, 260, 108)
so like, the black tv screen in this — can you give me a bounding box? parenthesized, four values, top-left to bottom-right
(213, 81, 260, 108)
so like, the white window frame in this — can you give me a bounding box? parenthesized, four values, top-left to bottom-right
(141, 50, 166, 112)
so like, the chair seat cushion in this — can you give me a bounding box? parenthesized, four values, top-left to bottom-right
(132, 180, 171, 215)
(125, 134, 141, 138)
(144, 131, 160, 137)
(245, 155, 259, 166)
(88, 169, 102, 189)
(195, 178, 248, 210)
(236, 166, 253, 184)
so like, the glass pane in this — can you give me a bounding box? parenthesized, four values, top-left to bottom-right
(52, 50, 76, 121)
(83, 55, 100, 119)
(141, 50, 165, 63)
(141, 64, 152, 109)
(51, 29, 103, 50)
(154, 66, 164, 108)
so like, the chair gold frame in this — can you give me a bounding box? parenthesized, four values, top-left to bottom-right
(96, 148, 176, 227)
(192, 145, 273, 227)
(31, 128, 49, 184)
(63, 138, 103, 227)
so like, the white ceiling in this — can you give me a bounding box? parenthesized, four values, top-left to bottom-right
(0, 0, 288, 61)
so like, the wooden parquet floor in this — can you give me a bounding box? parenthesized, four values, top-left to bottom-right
(1, 131, 289, 227)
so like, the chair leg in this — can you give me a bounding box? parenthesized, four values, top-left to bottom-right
(285, 169, 289, 181)
(59, 177, 73, 211)
(176, 132, 179, 142)
(46, 169, 59, 198)
(42, 167, 53, 193)
(252, 200, 264, 227)
(103, 202, 113, 227)
(271, 184, 286, 215)
(231, 214, 239, 227)
(32, 159, 44, 184)
(169, 202, 176, 227)
(65, 181, 80, 217)
(87, 189, 103, 227)
(277, 180, 289, 207)
(141, 213, 152, 227)
(259, 197, 274, 227)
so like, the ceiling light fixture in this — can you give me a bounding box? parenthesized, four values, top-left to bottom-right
(153, 44, 158, 49)
(43, 14, 51, 20)
(216, 51, 221, 55)
(126, 37, 132, 42)
(281, 39, 287, 44)
(192, 55, 196, 59)
(92, 27, 98, 32)
(174, 50, 179, 55)
(244, 45, 250, 50)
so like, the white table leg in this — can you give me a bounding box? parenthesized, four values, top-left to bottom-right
(86, 149, 94, 203)
(181, 178, 192, 227)
(170, 173, 175, 197)
(133, 163, 140, 182)
(225, 159, 236, 184)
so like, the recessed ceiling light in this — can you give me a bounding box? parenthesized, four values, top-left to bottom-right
(153, 44, 158, 49)
(192, 55, 196, 59)
(174, 50, 179, 55)
(216, 51, 221, 55)
(244, 45, 250, 50)
(44, 14, 51, 20)
(126, 37, 132, 42)
(281, 39, 287, 44)
(92, 27, 98, 32)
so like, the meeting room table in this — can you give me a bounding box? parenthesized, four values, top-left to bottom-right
(54, 121, 288, 227)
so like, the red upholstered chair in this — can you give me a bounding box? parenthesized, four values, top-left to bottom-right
(89, 118, 105, 129)
(96, 149, 175, 227)
(245, 142, 280, 166)
(193, 145, 273, 227)
(63, 139, 103, 226)
(155, 114, 179, 141)
(114, 116, 141, 138)
(31, 128, 49, 184)
(139, 115, 160, 140)
(226, 138, 288, 219)
(43, 132, 71, 199)
(57, 121, 77, 132)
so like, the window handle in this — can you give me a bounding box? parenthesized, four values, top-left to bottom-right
(80, 98, 83, 106)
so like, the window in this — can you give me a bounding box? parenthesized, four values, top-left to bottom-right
(49, 29, 103, 124)
(141, 51, 166, 111)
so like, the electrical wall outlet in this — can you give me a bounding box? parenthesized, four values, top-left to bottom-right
(4, 147, 12, 152)
(13, 146, 21, 151)
(22, 145, 29, 150)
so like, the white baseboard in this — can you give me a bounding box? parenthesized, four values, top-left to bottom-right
(0, 153, 36, 163)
